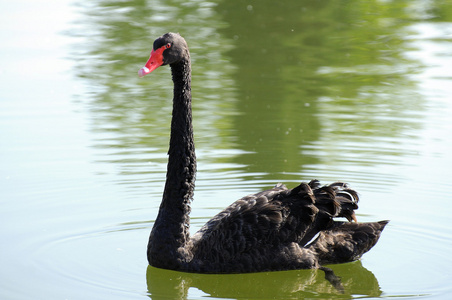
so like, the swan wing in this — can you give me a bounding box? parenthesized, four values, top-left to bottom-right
(188, 180, 361, 272)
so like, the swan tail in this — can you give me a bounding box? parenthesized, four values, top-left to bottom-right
(308, 220, 389, 265)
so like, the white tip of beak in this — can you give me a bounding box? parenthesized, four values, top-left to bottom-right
(138, 66, 150, 78)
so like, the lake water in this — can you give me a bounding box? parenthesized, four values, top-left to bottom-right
(1, 0, 452, 299)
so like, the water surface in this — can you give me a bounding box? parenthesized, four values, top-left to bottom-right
(1, 0, 452, 299)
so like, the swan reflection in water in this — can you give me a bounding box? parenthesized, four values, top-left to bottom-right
(146, 260, 382, 299)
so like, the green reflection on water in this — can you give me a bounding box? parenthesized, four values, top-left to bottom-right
(71, 0, 431, 187)
(216, 0, 425, 183)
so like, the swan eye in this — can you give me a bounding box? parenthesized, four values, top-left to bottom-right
(165, 43, 171, 49)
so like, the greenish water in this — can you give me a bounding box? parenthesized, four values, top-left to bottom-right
(1, 0, 452, 299)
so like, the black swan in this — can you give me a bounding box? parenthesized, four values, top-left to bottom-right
(138, 32, 388, 275)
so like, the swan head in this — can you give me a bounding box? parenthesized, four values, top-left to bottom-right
(138, 32, 189, 77)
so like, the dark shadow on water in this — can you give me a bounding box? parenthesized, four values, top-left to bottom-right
(146, 260, 382, 299)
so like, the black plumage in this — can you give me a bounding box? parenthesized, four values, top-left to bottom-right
(139, 33, 388, 277)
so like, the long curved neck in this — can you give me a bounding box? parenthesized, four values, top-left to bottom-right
(164, 56, 196, 232)
(148, 54, 196, 269)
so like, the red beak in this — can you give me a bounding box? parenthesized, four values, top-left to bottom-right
(138, 46, 165, 77)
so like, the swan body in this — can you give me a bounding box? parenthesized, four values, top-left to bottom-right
(139, 32, 388, 274)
